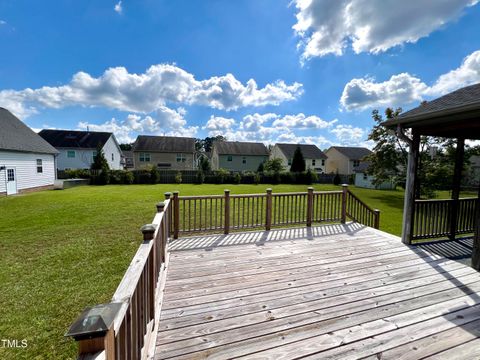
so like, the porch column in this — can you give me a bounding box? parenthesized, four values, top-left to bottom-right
(449, 138, 465, 240)
(401, 130, 420, 244)
(472, 184, 480, 271)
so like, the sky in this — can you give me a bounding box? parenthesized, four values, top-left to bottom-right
(1, 0, 480, 149)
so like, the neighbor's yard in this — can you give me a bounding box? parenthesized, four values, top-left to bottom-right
(0, 183, 448, 359)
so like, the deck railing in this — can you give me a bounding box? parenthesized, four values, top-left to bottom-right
(171, 185, 379, 238)
(66, 197, 172, 360)
(412, 197, 478, 241)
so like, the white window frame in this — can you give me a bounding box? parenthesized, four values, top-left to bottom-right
(67, 150, 76, 158)
(242, 156, 246, 164)
(227, 155, 233, 162)
(36, 159, 43, 173)
(176, 153, 186, 163)
(140, 153, 151, 162)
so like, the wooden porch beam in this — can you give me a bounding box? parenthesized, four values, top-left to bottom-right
(473, 185, 480, 271)
(401, 130, 420, 244)
(449, 138, 465, 240)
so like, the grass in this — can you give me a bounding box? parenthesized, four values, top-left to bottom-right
(0, 183, 469, 359)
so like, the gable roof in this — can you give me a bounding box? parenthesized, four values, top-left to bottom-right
(328, 146, 372, 160)
(214, 141, 269, 156)
(0, 108, 58, 154)
(39, 129, 112, 149)
(276, 143, 327, 159)
(133, 135, 195, 153)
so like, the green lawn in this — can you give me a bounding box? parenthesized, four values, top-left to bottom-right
(0, 183, 459, 359)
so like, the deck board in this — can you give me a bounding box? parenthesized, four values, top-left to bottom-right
(154, 224, 480, 359)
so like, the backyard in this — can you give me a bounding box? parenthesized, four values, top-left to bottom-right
(0, 184, 458, 359)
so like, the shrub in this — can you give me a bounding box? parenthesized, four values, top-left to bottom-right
(233, 173, 241, 184)
(175, 172, 182, 184)
(150, 166, 160, 184)
(216, 168, 230, 184)
(333, 172, 341, 185)
(195, 170, 205, 184)
(133, 170, 151, 184)
(123, 171, 134, 184)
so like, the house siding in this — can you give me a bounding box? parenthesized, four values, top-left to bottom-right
(133, 152, 195, 170)
(325, 148, 352, 174)
(355, 173, 396, 190)
(0, 150, 55, 194)
(271, 145, 326, 173)
(217, 154, 268, 172)
(102, 136, 123, 170)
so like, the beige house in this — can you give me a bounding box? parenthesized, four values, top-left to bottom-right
(211, 141, 269, 172)
(132, 135, 195, 170)
(271, 143, 327, 173)
(325, 146, 372, 175)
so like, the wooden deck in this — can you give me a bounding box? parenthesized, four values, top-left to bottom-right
(154, 223, 480, 359)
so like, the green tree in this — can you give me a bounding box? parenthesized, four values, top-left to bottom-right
(91, 144, 110, 170)
(198, 156, 211, 172)
(290, 147, 306, 172)
(119, 143, 133, 151)
(204, 135, 226, 153)
(263, 158, 285, 174)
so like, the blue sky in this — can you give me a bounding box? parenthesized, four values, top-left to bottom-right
(1, 0, 480, 148)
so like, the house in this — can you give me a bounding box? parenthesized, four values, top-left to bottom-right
(122, 150, 134, 169)
(211, 141, 269, 172)
(353, 162, 396, 190)
(271, 143, 327, 173)
(132, 135, 195, 170)
(325, 146, 372, 175)
(39, 129, 123, 170)
(0, 108, 58, 195)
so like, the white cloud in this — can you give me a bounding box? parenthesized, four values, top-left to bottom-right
(272, 113, 337, 129)
(341, 50, 480, 111)
(330, 124, 366, 145)
(114, 1, 123, 14)
(203, 115, 235, 133)
(0, 64, 303, 119)
(77, 107, 197, 143)
(293, 0, 478, 60)
(0, 20, 6, 25)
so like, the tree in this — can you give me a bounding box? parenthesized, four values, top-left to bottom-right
(203, 135, 226, 153)
(91, 143, 110, 170)
(290, 147, 306, 172)
(198, 156, 211, 172)
(263, 158, 285, 174)
(119, 143, 133, 151)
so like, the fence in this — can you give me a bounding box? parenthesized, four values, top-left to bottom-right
(412, 197, 478, 241)
(66, 198, 171, 360)
(171, 185, 380, 238)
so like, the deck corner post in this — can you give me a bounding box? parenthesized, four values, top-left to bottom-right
(224, 189, 230, 234)
(402, 131, 420, 245)
(307, 187, 314, 227)
(173, 191, 180, 239)
(341, 184, 348, 224)
(373, 209, 380, 229)
(266, 188, 273, 231)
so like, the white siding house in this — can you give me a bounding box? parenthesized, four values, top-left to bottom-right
(271, 143, 327, 173)
(0, 108, 57, 196)
(39, 129, 123, 170)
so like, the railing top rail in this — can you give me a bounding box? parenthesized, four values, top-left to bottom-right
(415, 197, 478, 203)
(179, 195, 225, 200)
(178, 190, 347, 200)
(230, 194, 266, 198)
(347, 189, 376, 213)
(313, 190, 343, 195)
(271, 192, 308, 196)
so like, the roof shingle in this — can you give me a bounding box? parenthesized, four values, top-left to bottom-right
(39, 129, 112, 149)
(276, 143, 327, 159)
(214, 141, 269, 156)
(328, 146, 372, 160)
(0, 108, 58, 154)
(133, 135, 195, 153)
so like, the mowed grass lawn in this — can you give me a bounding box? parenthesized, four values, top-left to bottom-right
(0, 183, 436, 359)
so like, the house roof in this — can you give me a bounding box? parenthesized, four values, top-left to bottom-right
(328, 146, 372, 160)
(276, 143, 327, 159)
(0, 108, 58, 154)
(214, 141, 269, 156)
(133, 135, 195, 153)
(382, 83, 480, 139)
(122, 150, 133, 158)
(39, 129, 112, 149)
(353, 162, 370, 173)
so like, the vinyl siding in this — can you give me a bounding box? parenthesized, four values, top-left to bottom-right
(102, 136, 123, 170)
(354, 173, 396, 190)
(0, 150, 55, 193)
(133, 152, 195, 170)
(271, 145, 326, 173)
(218, 154, 268, 172)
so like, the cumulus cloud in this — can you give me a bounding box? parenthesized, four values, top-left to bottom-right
(330, 124, 366, 145)
(341, 50, 480, 111)
(114, 1, 123, 14)
(0, 64, 303, 119)
(77, 107, 197, 143)
(272, 113, 337, 129)
(293, 0, 478, 60)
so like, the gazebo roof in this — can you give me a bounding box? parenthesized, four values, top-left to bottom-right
(382, 83, 480, 139)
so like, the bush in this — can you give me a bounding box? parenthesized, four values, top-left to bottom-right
(124, 171, 134, 184)
(333, 173, 341, 185)
(195, 170, 205, 184)
(254, 173, 261, 185)
(63, 169, 91, 179)
(109, 170, 124, 184)
(175, 172, 182, 184)
(133, 170, 151, 184)
(150, 166, 160, 184)
(233, 173, 241, 184)
(216, 168, 230, 184)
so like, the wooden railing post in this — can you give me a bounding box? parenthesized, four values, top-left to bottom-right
(341, 184, 348, 224)
(173, 191, 179, 239)
(164, 192, 172, 236)
(373, 209, 380, 229)
(141, 224, 156, 241)
(156, 202, 166, 263)
(224, 189, 230, 234)
(307, 187, 314, 227)
(266, 188, 272, 231)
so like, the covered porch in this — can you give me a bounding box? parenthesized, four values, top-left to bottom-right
(383, 83, 480, 270)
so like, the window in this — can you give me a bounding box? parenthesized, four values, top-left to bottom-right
(363, 173, 368, 180)
(67, 150, 76, 158)
(111, 153, 114, 161)
(242, 156, 246, 164)
(312, 159, 316, 166)
(227, 155, 233, 162)
(176, 153, 186, 162)
(353, 160, 360, 167)
(321, 159, 325, 166)
(36, 159, 43, 173)
(7, 169, 14, 181)
(92, 150, 97, 160)
(288, 158, 292, 165)
(139, 153, 151, 162)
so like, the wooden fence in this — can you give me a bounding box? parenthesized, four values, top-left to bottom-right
(171, 185, 380, 238)
(412, 197, 478, 241)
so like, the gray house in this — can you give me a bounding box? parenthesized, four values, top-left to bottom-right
(132, 135, 195, 170)
(325, 146, 372, 175)
(211, 141, 269, 172)
(0, 108, 58, 195)
(271, 143, 327, 173)
(39, 129, 123, 170)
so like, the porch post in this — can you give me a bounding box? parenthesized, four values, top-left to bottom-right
(401, 130, 420, 244)
(472, 185, 480, 271)
(449, 138, 465, 240)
